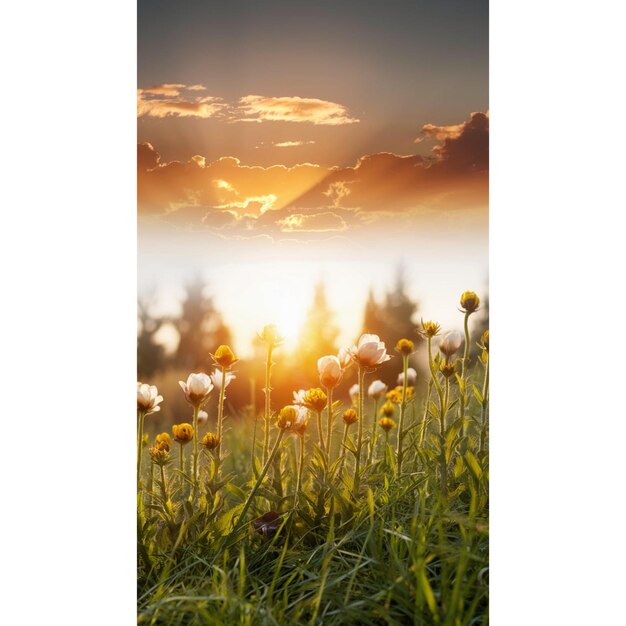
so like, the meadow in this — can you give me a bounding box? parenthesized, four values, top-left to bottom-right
(137, 292, 489, 625)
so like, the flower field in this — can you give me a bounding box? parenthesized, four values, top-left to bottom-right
(137, 292, 489, 625)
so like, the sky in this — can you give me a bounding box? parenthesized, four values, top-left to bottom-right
(137, 0, 489, 356)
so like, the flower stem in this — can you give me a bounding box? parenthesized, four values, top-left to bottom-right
(338, 423, 349, 476)
(179, 442, 185, 491)
(137, 410, 145, 489)
(191, 405, 200, 500)
(479, 355, 489, 455)
(418, 380, 433, 447)
(459, 311, 471, 436)
(396, 353, 409, 477)
(316, 409, 325, 452)
(216, 365, 227, 476)
(262, 346, 273, 465)
(326, 387, 334, 462)
(250, 379, 258, 474)
(295, 434, 305, 507)
(159, 463, 170, 509)
(367, 398, 379, 465)
(352, 367, 366, 496)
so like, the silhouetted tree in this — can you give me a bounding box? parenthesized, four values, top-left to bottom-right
(294, 281, 340, 385)
(173, 275, 232, 371)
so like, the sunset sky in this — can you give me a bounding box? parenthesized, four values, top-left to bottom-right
(138, 0, 489, 356)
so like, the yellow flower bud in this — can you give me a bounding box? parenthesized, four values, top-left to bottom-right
(439, 359, 459, 379)
(149, 441, 170, 465)
(277, 406, 298, 430)
(201, 432, 220, 450)
(302, 388, 327, 412)
(379, 416, 397, 432)
(395, 338, 414, 356)
(212, 345, 238, 368)
(460, 291, 480, 313)
(155, 432, 171, 451)
(381, 401, 395, 417)
(343, 408, 358, 425)
(172, 423, 194, 444)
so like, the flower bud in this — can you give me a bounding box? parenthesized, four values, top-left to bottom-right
(397, 367, 417, 387)
(155, 432, 171, 451)
(460, 291, 480, 313)
(439, 359, 459, 379)
(381, 401, 395, 417)
(137, 382, 163, 415)
(149, 441, 170, 465)
(317, 355, 343, 389)
(212, 344, 238, 368)
(172, 423, 194, 444)
(343, 408, 358, 425)
(179, 373, 213, 407)
(439, 331, 463, 358)
(378, 416, 396, 432)
(259, 324, 284, 348)
(201, 432, 220, 450)
(301, 388, 327, 412)
(395, 338, 414, 356)
(367, 380, 388, 400)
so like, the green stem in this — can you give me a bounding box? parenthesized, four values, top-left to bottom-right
(250, 380, 258, 474)
(262, 346, 273, 465)
(316, 409, 325, 452)
(338, 423, 349, 476)
(479, 356, 489, 455)
(459, 311, 471, 436)
(191, 405, 200, 498)
(137, 410, 145, 489)
(216, 365, 227, 475)
(353, 367, 366, 496)
(159, 463, 169, 506)
(396, 354, 409, 476)
(418, 380, 432, 447)
(326, 387, 334, 462)
(295, 434, 305, 507)
(232, 429, 285, 534)
(367, 398, 379, 465)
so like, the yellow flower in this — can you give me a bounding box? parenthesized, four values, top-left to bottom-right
(212, 344, 239, 368)
(419, 320, 441, 338)
(172, 423, 194, 444)
(201, 432, 220, 450)
(385, 386, 414, 404)
(381, 401, 395, 417)
(276, 405, 308, 435)
(343, 408, 358, 425)
(395, 338, 415, 356)
(379, 417, 397, 432)
(439, 359, 459, 379)
(149, 441, 170, 465)
(301, 388, 328, 412)
(460, 291, 480, 313)
(155, 432, 171, 451)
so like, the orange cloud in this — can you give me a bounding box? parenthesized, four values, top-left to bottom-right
(237, 95, 359, 125)
(138, 112, 488, 238)
(278, 212, 347, 232)
(273, 140, 316, 147)
(137, 84, 225, 118)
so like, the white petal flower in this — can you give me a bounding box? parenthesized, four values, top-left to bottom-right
(397, 368, 417, 386)
(210, 368, 236, 392)
(137, 382, 163, 415)
(367, 380, 388, 400)
(317, 355, 343, 389)
(179, 372, 214, 407)
(439, 331, 463, 357)
(349, 384, 360, 405)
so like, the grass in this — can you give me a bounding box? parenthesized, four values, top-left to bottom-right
(138, 325, 489, 625)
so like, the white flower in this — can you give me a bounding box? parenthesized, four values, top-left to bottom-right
(349, 384, 360, 405)
(293, 389, 307, 405)
(367, 380, 388, 400)
(197, 410, 209, 426)
(210, 368, 236, 392)
(397, 368, 417, 387)
(349, 334, 392, 370)
(317, 355, 343, 389)
(179, 372, 214, 407)
(137, 383, 163, 415)
(439, 331, 463, 358)
(338, 346, 353, 369)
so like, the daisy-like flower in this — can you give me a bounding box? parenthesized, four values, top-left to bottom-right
(276, 405, 309, 436)
(397, 367, 417, 387)
(210, 369, 236, 393)
(348, 334, 392, 371)
(419, 320, 441, 338)
(178, 373, 213, 408)
(367, 380, 388, 400)
(439, 331, 463, 358)
(137, 383, 163, 415)
(318, 355, 344, 389)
